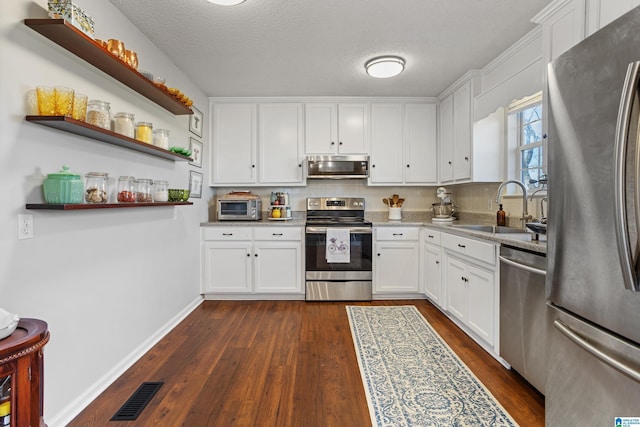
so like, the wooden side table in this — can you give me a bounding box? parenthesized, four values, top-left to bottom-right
(0, 319, 49, 427)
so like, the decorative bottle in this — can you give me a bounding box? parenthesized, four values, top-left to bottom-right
(497, 204, 506, 226)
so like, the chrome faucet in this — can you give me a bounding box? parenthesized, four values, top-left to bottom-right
(495, 180, 532, 228)
(529, 188, 548, 222)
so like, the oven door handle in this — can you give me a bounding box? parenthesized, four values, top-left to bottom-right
(305, 227, 372, 234)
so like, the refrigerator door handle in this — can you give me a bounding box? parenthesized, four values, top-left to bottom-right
(554, 320, 640, 383)
(614, 61, 640, 292)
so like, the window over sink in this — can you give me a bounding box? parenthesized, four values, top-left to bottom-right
(507, 92, 545, 191)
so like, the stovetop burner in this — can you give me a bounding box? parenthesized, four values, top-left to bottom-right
(305, 216, 372, 227)
(305, 197, 371, 227)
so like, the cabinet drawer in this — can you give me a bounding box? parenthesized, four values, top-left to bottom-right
(422, 229, 442, 245)
(376, 227, 420, 240)
(203, 227, 252, 241)
(442, 232, 496, 265)
(254, 227, 302, 241)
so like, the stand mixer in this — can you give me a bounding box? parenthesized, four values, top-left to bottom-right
(431, 187, 458, 224)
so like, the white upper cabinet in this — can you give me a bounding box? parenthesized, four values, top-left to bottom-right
(438, 73, 481, 184)
(211, 102, 304, 186)
(305, 103, 370, 155)
(453, 81, 473, 181)
(586, 0, 640, 36)
(439, 95, 454, 183)
(404, 103, 438, 184)
(369, 103, 404, 183)
(211, 103, 257, 185)
(258, 103, 304, 184)
(369, 103, 437, 185)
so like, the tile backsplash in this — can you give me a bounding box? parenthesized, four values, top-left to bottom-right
(207, 180, 547, 222)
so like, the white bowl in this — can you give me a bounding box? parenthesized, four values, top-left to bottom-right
(0, 308, 20, 340)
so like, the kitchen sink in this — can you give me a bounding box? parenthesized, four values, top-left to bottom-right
(451, 224, 533, 241)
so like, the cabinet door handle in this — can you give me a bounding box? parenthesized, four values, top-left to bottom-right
(222, 233, 233, 236)
(393, 233, 403, 236)
(406, 164, 410, 168)
(272, 233, 283, 236)
(298, 164, 302, 167)
(377, 253, 381, 256)
(448, 161, 452, 165)
(372, 164, 376, 168)
(331, 141, 335, 146)
(246, 253, 250, 257)
(339, 141, 343, 146)
(464, 156, 469, 161)
(457, 243, 466, 248)
(435, 260, 440, 264)
(252, 164, 255, 168)
(428, 234, 434, 238)
(254, 253, 258, 257)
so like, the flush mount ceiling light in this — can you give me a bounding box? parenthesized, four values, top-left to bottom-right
(365, 56, 405, 78)
(206, 0, 245, 5)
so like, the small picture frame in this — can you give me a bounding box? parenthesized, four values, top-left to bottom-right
(189, 138, 203, 168)
(189, 170, 203, 198)
(189, 106, 203, 138)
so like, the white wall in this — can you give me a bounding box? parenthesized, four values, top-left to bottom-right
(0, 1, 211, 425)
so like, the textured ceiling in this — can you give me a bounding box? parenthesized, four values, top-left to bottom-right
(108, 0, 551, 97)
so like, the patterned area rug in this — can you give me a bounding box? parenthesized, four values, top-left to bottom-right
(347, 305, 518, 427)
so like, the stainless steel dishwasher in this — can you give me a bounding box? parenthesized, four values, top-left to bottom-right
(499, 244, 546, 395)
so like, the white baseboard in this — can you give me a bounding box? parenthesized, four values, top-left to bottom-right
(47, 296, 203, 427)
(202, 293, 305, 300)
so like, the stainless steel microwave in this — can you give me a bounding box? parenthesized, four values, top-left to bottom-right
(306, 155, 369, 179)
(217, 197, 262, 220)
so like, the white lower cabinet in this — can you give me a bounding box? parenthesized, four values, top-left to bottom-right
(253, 228, 303, 293)
(202, 226, 303, 297)
(441, 232, 499, 356)
(374, 227, 420, 295)
(421, 229, 443, 307)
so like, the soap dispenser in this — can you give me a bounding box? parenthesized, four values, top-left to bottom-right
(497, 204, 506, 226)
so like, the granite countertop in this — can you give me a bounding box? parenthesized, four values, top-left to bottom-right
(201, 211, 547, 254)
(200, 213, 306, 227)
(369, 211, 547, 254)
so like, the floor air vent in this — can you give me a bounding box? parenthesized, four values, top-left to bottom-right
(111, 382, 164, 421)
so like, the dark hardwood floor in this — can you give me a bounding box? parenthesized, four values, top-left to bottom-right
(68, 300, 544, 426)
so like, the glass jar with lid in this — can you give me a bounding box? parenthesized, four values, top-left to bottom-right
(153, 180, 169, 202)
(136, 178, 153, 202)
(135, 122, 153, 144)
(153, 129, 170, 150)
(117, 176, 136, 203)
(86, 100, 111, 129)
(85, 172, 109, 203)
(113, 112, 135, 138)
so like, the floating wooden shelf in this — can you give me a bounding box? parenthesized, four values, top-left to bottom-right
(26, 202, 193, 210)
(24, 19, 193, 116)
(26, 115, 192, 161)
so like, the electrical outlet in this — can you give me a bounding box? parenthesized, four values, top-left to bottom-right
(487, 199, 493, 210)
(18, 214, 34, 240)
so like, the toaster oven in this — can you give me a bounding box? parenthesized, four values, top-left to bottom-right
(217, 197, 262, 220)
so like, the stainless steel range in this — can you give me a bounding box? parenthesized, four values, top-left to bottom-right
(305, 197, 373, 301)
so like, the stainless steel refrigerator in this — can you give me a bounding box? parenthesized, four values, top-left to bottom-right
(546, 6, 640, 425)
